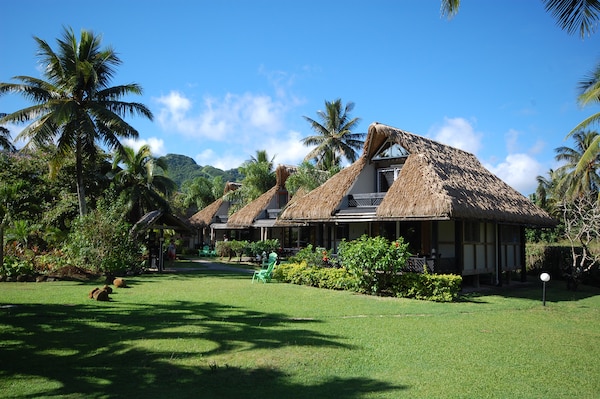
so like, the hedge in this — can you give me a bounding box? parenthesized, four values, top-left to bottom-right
(273, 262, 462, 302)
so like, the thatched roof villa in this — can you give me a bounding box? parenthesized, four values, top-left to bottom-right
(224, 164, 296, 242)
(188, 181, 241, 245)
(275, 122, 555, 284)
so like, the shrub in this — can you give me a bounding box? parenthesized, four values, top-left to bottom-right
(63, 197, 142, 276)
(394, 273, 462, 302)
(289, 244, 335, 267)
(338, 235, 411, 295)
(228, 240, 249, 261)
(0, 254, 35, 278)
(215, 240, 231, 258)
(248, 239, 280, 258)
(273, 261, 357, 290)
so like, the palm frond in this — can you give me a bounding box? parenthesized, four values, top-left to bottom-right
(543, 0, 600, 38)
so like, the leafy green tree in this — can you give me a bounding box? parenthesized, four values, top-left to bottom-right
(230, 150, 276, 213)
(441, 0, 600, 38)
(182, 176, 219, 210)
(112, 144, 177, 223)
(0, 114, 16, 152)
(0, 182, 22, 269)
(565, 62, 600, 181)
(554, 130, 600, 198)
(534, 168, 568, 214)
(0, 27, 152, 216)
(285, 161, 334, 196)
(302, 99, 364, 170)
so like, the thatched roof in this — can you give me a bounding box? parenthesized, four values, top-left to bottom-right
(277, 122, 555, 227)
(188, 198, 225, 228)
(276, 157, 368, 221)
(187, 182, 241, 228)
(227, 165, 296, 228)
(131, 210, 194, 238)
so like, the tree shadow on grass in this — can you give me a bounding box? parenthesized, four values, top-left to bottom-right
(0, 298, 408, 398)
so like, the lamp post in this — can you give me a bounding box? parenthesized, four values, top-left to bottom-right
(540, 272, 551, 306)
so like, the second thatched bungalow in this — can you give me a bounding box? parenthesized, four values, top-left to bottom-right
(276, 122, 555, 285)
(188, 182, 241, 247)
(226, 164, 297, 244)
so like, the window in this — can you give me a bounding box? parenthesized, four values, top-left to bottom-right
(464, 221, 481, 243)
(372, 140, 409, 160)
(377, 167, 402, 192)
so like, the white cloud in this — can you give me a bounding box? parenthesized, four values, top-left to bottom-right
(485, 153, 544, 195)
(154, 90, 288, 142)
(429, 117, 482, 155)
(122, 137, 166, 156)
(264, 130, 309, 166)
(194, 129, 308, 170)
(194, 148, 246, 171)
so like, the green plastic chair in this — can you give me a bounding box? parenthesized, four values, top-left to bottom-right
(252, 252, 277, 283)
(199, 245, 216, 257)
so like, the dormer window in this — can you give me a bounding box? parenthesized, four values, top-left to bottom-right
(372, 140, 409, 160)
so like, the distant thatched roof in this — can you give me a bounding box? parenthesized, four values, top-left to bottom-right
(188, 198, 225, 228)
(187, 182, 241, 228)
(277, 122, 555, 227)
(227, 165, 296, 228)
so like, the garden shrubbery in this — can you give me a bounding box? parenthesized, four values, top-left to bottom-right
(216, 238, 280, 261)
(272, 261, 357, 290)
(63, 196, 142, 277)
(393, 273, 462, 302)
(275, 235, 462, 302)
(338, 235, 411, 295)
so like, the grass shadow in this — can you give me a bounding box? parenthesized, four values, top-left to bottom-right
(0, 296, 408, 398)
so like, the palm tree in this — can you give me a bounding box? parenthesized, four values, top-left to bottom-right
(226, 150, 276, 214)
(554, 130, 600, 198)
(533, 168, 567, 216)
(302, 99, 364, 170)
(441, 0, 600, 38)
(112, 145, 177, 223)
(284, 161, 332, 196)
(0, 27, 153, 216)
(565, 62, 600, 178)
(182, 176, 219, 210)
(239, 149, 276, 197)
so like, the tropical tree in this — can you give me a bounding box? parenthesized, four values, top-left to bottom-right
(554, 130, 600, 198)
(285, 161, 334, 196)
(534, 169, 560, 212)
(112, 144, 177, 224)
(441, 0, 600, 38)
(0, 182, 21, 269)
(302, 98, 364, 170)
(562, 61, 600, 180)
(225, 150, 276, 214)
(0, 114, 16, 152)
(238, 149, 276, 198)
(182, 175, 224, 211)
(0, 27, 153, 216)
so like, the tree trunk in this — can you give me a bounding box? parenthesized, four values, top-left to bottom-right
(75, 141, 87, 216)
(0, 224, 4, 270)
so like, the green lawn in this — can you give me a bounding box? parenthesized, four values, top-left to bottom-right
(1, 261, 599, 399)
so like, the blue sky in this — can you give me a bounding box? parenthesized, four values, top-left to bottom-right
(2, 0, 599, 195)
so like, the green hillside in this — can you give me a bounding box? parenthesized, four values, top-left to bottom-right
(162, 154, 242, 189)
